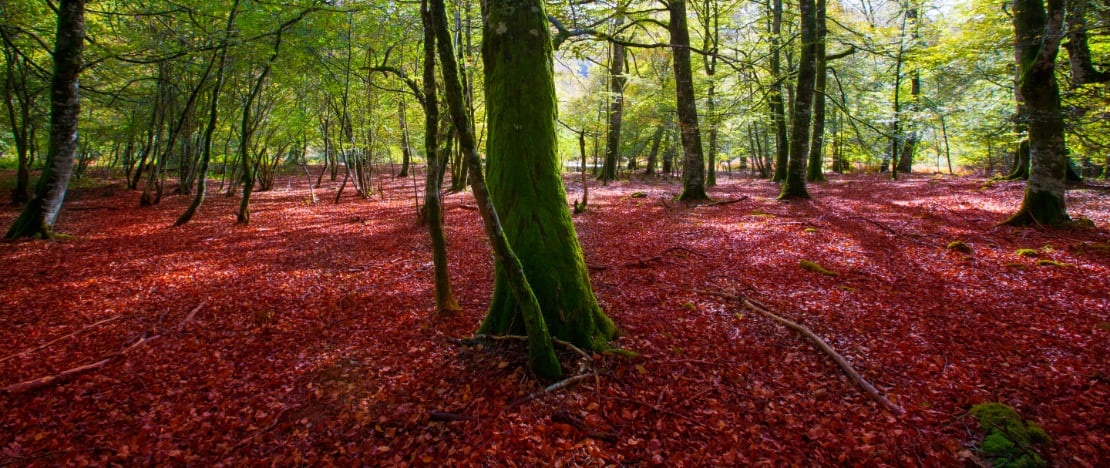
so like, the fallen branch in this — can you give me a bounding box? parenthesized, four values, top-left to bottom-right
(2, 334, 158, 395)
(429, 410, 476, 422)
(701, 290, 905, 416)
(465, 334, 593, 362)
(0, 315, 121, 364)
(505, 373, 595, 411)
(176, 301, 208, 330)
(551, 410, 619, 442)
(699, 196, 749, 208)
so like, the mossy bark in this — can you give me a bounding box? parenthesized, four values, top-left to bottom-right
(432, 0, 566, 378)
(1004, 0, 1069, 226)
(769, 0, 789, 183)
(600, 31, 625, 184)
(5, 0, 84, 240)
(474, 0, 616, 352)
(780, 0, 815, 200)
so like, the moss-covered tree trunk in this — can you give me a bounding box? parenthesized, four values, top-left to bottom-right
(397, 100, 412, 178)
(431, 0, 571, 378)
(779, 0, 815, 200)
(5, 0, 84, 239)
(1004, 0, 1069, 226)
(462, 0, 615, 354)
(2, 34, 33, 204)
(421, 0, 460, 313)
(670, 0, 709, 201)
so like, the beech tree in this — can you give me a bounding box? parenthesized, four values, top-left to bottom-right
(670, 0, 709, 201)
(5, 0, 85, 239)
(1004, 0, 1069, 226)
(779, 0, 816, 199)
(471, 0, 617, 360)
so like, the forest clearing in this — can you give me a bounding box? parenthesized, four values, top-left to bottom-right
(1, 171, 1107, 465)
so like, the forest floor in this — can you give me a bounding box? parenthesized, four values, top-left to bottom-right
(1, 169, 1107, 465)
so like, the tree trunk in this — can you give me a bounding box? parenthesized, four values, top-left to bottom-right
(1063, 0, 1110, 86)
(897, 6, 920, 175)
(599, 23, 626, 184)
(645, 125, 665, 176)
(806, 0, 828, 182)
(700, 0, 720, 187)
(780, 0, 816, 200)
(433, 0, 574, 379)
(176, 1, 238, 227)
(770, 0, 789, 182)
(397, 100, 412, 177)
(1004, 0, 1070, 226)
(5, 0, 84, 239)
(670, 0, 708, 201)
(1, 34, 33, 204)
(421, 0, 460, 313)
(466, 0, 615, 357)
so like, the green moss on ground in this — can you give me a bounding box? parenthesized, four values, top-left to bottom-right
(800, 259, 838, 276)
(969, 403, 1050, 468)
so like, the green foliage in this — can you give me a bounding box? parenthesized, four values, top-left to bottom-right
(969, 403, 1050, 468)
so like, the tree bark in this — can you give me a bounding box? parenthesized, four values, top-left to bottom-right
(1063, 0, 1110, 86)
(472, 0, 616, 353)
(779, 0, 816, 200)
(806, 0, 828, 182)
(599, 20, 626, 184)
(670, 0, 708, 201)
(421, 0, 460, 313)
(175, 1, 238, 227)
(5, 0, 84, 239)
(769, 0, 789, 182)
(1003, 0, 1070, 226)
(433, 0, 583, 378)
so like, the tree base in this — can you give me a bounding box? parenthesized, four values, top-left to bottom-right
(677, 186, 709, 202)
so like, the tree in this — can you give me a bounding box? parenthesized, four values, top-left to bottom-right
(599, 17, 627, 184)
(1003, 0, 1069, 226)
(779, 0, 816, 199)
(768, 0, 789, 182)
(670, 0, 709, 201)
(5, 0, 85, 239)
(420, 0, 460, 314)
(470, 0, 616, 359)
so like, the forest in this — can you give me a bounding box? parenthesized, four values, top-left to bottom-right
(1, 0, 1108, 465)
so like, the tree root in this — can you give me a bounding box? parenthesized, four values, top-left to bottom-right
(701, 290, 905, 416)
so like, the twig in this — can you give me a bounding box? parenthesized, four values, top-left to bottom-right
(700, 289, 906, 416)
(2, 334, 158, 395)
(0, 315, 121, 364)
(698, 196, 749, 207)
(466, 334, 593, 362)
(846, 215, 932, 247)
(551, 410, 619, 442)
(176, 301, 208, 330)
(505, 373, 595, 411)
(227, 406, 291, 453)
(429, 411, 476, 422)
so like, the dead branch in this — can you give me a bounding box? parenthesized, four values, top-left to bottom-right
(176, 301, 208, 330)
(699, 196, 749, 208)
(587, 263, 610, 271)
(2, 334, 158, 395)
(466, 334, 594, 362)
(701, 290, 905, 416)
(505, 373, 595, 411)
(551, 409, 619, 442)
(661, 246, 708, 257)
(846, 215, 932, 247)
(0, 315, 121, 364)
(429, 410, 476, 422)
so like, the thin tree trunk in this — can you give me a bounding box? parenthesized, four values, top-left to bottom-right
(806, 0, 828, 182)
(600, 19, 625, 184)
(5, 0, 85, 239)
(770, 0, 788, 182)
(421, 0, 460, 313)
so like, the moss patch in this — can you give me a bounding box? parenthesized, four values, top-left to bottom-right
(1014, 248, 1039, 258)
(1035, 259, 1074, 268)
(800, 259, 838, 277)
(629, 191, 647, 198)
(969, 403, 1050, 468)
(946, 240, 973, 254)
(804, 227, 818, 233)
